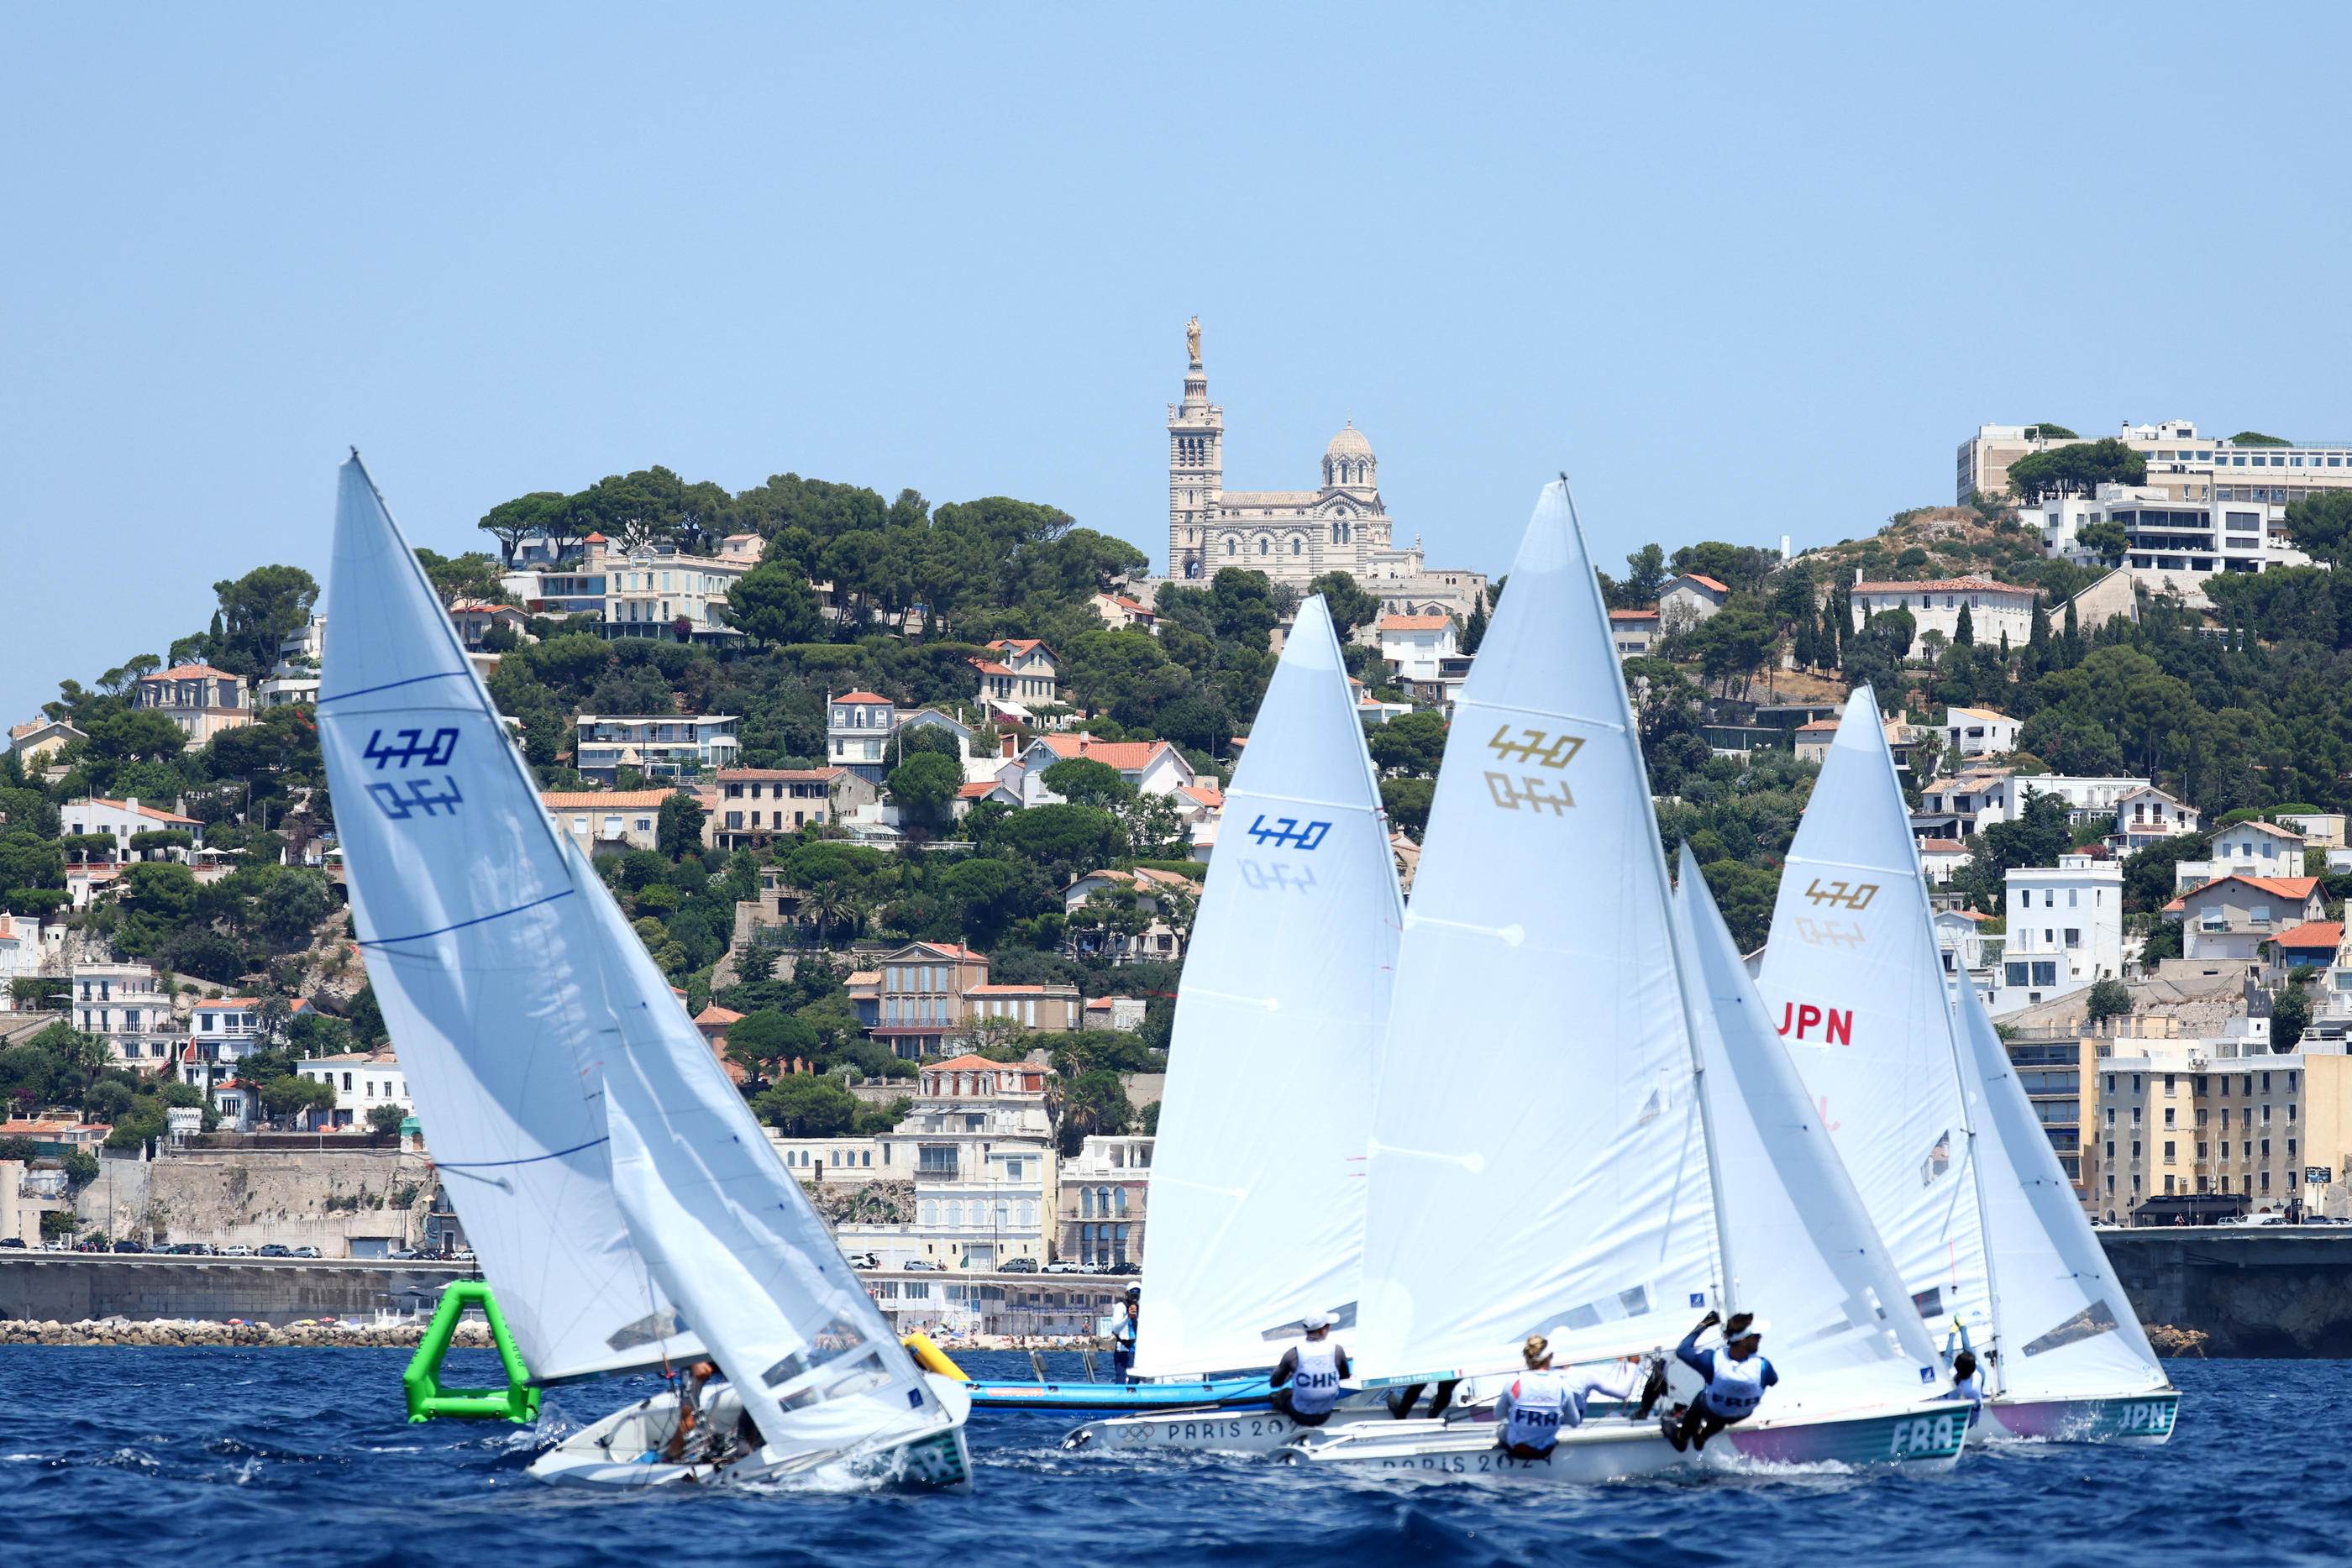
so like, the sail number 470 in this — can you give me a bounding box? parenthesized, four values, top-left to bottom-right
(1484, 725, 1580, 815)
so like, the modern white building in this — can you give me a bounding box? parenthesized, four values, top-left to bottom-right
(1850, 575, 2035, 650)
(1958, 421, 2352, 508)
(1933, 907, 1998, 1008)
(2175, 820, 2308, 894)
(1990, 851, 2124, 1015)
(2031, 485, 2313, 602)
(1913, 769, 2151, 841)
(0, 915, 48, 1009)
(571, 714, 740, 782)
(1941, 706, 2021, 759)
(59, 796, 204, 854)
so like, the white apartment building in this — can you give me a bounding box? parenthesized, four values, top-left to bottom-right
(71, 962, 181, 1069)
(0, 915, 48, 1009)
(769, 1130, 887, 1184)
(296, 1049, 413, 1131)
(188, 996, 265, 1081)
(1373, 614, 1458, 682)
(1942, 706, 2021, 759)
(1958, 421, 2352, 507)
(2109, 786, 2202, 854)
(1933, 907, 1999, 1009)
(1991, 852, 2124, 1015)
(59, 797, 204, 855)
(503, 534, 762, 643)
(572, 714, 740, 782)
(835, 1054, 1058, 1268)
(1850, 575, 2035, 649)
(2031, 485, 2313, 602)
(1914, 769, 2150, 841)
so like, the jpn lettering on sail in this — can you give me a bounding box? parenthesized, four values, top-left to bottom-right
(1756, 689, 1993, 1345)
(1356, 483, 1715, 1383)
(318, 455, 701, 1384)
(1135, 595, 1403, 1379)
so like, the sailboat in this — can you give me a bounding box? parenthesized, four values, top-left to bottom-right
(317, 454, 970, 1490)
(1280, 481, 1965, 1479)
(1757, 695, 2177, 1443)
(1058, 594, 1406, 1454)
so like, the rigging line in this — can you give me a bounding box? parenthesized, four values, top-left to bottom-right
(357, 888, 575, 947)
(435, 1135, 612, 1171)
(316, 669, 470, 705)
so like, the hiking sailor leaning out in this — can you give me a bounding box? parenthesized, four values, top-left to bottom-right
(1268, 1313, 1349, 1426)
(1493, 1335, 1668, 1460)
(1664, 1309, 1777, 1453)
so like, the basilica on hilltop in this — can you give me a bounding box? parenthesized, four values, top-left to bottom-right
(1164, 321, 1486, 621)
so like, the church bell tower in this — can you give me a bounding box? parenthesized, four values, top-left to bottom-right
(1167, 317, 1223, 579)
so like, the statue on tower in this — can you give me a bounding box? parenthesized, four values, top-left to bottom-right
(1185, 315, 1201, 369)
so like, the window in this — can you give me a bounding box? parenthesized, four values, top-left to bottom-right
(2031, 962, 2057, 986)
(2006, 962, 2029, 987)
(2065, 929, 2082, 949)
(2164, 1108, 2176, 1128)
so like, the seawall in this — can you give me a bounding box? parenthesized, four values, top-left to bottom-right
(2102, 1227, 2352, 1357)
(0, 1255, 471, 1324)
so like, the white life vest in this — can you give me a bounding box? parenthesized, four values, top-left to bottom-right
(1701, 1350, 1771, 1418)
(1502, 1369, 1570, 1451)
(1289, 1340, 1343, 1416)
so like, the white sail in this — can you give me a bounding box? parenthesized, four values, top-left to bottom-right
(318, 456, 700, 1383)
(574, 836, 955, 1460)
(1355, 482, 1719, 1381)
(1755, 690, 1994, 1335)
(1951, 975, 2166, 1395)
(1132, 595, 1402, 1378)
(1671, 846, 1944, 1403)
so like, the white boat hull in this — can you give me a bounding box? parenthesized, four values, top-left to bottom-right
(1274, 1399, 1970, 1480)
(528, 1374, 973, 1492)
(1982, 1388, 2180, 1445)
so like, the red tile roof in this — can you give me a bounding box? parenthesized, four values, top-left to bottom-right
(2162, 874, 2323, 913)
(543, 789, 675, 809)
(92, 798, 202, 825)
(969, 659, 1017, 676)
(1037, 736, 1178, 772)
(1378, 615, 1452, 631)
(693, 1004, 743, 1026)
(2276, 920, 2342, 952)
(834, 691, 890, 705)
(716, 768, 847, 782)
(1608, 608, 1659, 621)
(147, 664, 239, 681)
(1677, 574, 1730, 595)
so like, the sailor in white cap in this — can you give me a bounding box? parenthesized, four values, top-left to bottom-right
(1268, 1312, 1350, 1427)
(1663, 1309, 1777, 1453)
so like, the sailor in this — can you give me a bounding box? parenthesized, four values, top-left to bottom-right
(661, 1360, 720, 1463)
(1268, 1312, 1350, 1427)
(1938, 1350, 1986, 1428)
(1662, 1310, 1777, 1453)
(1110, 1288, 1140, 1382)
(1492, 1340, 1667, 1459)
(1385, 1378, 1461, 1420)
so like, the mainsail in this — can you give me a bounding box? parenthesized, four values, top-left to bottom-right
(1754, 690, 1995, 1335)
(1354, 481, 1720, 1380)
(318, 455, 699, 1383)
(1132, 595, 1403, 1378)
(1951, 973, 2166, 1394)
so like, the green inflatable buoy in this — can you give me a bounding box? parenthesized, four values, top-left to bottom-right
(402, 1281, 542, 1424)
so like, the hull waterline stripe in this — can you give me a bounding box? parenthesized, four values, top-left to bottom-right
(318, 669, 471, 705)
(358, 888, 575, 947)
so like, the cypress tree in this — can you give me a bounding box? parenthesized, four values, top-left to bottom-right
(1954, 602, 1976, 647)
(2029, 596, 2050, 652)
(1462, 597, 1488, 656)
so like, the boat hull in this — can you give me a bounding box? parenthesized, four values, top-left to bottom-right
(1983, 1389, 2180, 1445)
(1274, 1403, 1968, 1480)
(527, 1376, 974, 1492)
(968, 1376, 1269, 1412)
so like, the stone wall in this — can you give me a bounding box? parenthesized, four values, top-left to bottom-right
(73, 1147, 435, 1256)
(0, 1255, 472, 1324)
(2103, 1227, 2352, 1356)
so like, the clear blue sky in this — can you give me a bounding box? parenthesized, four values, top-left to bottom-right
(5, 6, 2349, 721)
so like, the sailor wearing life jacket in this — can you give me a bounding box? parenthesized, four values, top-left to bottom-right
(1268, 1313, 1350, 1427)
(1663, 1310, 1778, 1453)
(1937, 1349, 1985, 1428)
(1490, 1338, 1666, 1460)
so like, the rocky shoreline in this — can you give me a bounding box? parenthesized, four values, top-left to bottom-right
(0, 1317, 496, 1348)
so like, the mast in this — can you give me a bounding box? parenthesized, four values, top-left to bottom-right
(1562, 476, 1737, 1315)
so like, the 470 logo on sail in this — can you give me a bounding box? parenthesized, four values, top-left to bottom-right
(1247, 815, 1331, 850)
(361, 726, 465, 821)
(1483, 723, 1581, 816)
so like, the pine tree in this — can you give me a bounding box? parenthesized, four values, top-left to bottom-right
(1954, 602, 1975, 646)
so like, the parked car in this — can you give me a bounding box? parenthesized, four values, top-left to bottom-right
(74, 1239, 108, 1252)
(903, 1260, 942, 1272)
(221, 1245, 254, 1256)
(453, 1248, 477, 1261)
(843, 1251, 880, 1270)
(1110, 1261, 1142, 1275)
(387, 1247, 419, 1260)
(1000, 1256, 1038, 1273)
(291, 1246, 321, 1258)
(111, 1240, 145, 1254)
(166, 1242, 214, 1256)
(1042, 1261, 1083, 1274)
(255, 1245, 292, 1258)
(0, 1237, 24, 1250)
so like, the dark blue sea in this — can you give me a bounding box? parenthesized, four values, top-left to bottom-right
(0, 1350, 2339, 1566)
